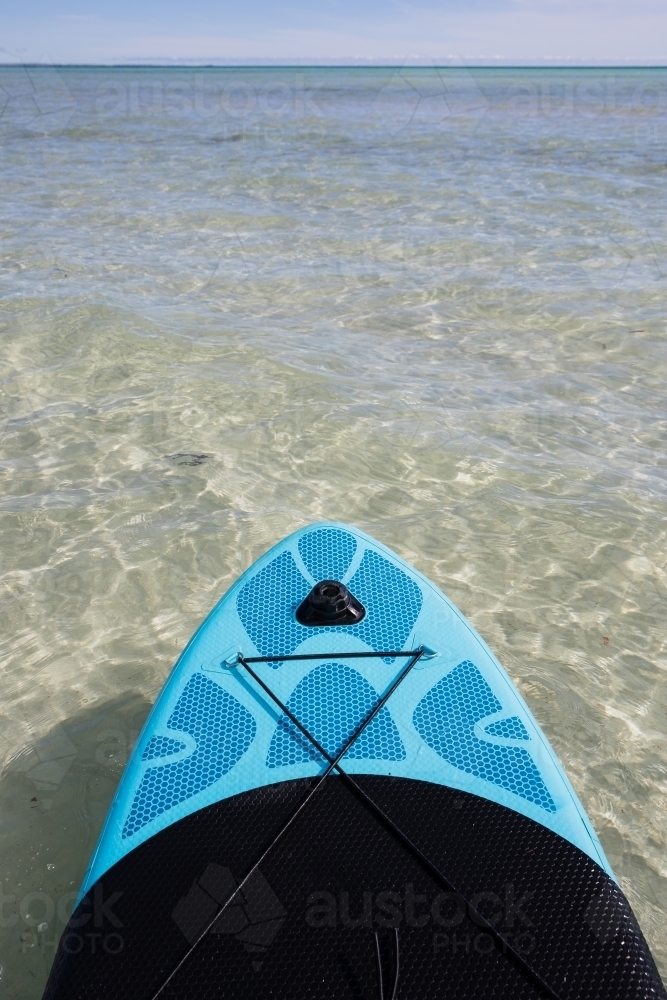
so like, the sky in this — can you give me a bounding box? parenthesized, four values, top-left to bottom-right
(2, 0, 667, 66)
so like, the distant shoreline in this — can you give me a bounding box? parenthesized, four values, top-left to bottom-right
(2, 62, 667, 70)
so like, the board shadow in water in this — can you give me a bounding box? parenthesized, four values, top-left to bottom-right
(0, 692, 153, 1000)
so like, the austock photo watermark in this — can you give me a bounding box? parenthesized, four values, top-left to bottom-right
(171, 864, 542, 969)
(10, 867, 619, 964)
(1, 883, 124, 957)
(71, 68, 667, 137)
(6, 721, 139, 808)
(304, 882, 538, 959)
(1, 60, 665, 138)
(95, 73, 319, 125)
(0, 856, 632, 969)
(171, 861, 626, 967)
(6, 877, 524, 966)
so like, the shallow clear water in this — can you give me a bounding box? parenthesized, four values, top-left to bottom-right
(0, 65, 666, 995)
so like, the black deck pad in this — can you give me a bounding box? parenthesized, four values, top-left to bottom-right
(43, 776, 665, 1000)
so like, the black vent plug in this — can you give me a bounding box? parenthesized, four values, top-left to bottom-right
(295, 580, 366, 627)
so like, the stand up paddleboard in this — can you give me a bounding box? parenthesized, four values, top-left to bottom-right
(43, 523, 665, 1000)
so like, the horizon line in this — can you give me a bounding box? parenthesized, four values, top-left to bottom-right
(2, 61, 667, 69)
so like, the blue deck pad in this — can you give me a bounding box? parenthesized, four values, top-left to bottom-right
(122, 675, 256, 839)
(265, 662, 406, 768)
(484, 716, 531, 740)
(349, 551, 423, 660)
(236, 551, 311, 662)
(413, 661, 556, 813)
(298, 527, 357, 582)
(236, 545, 422, 664)
(141, 735, 187, 761)
(80, 522, 615, 898)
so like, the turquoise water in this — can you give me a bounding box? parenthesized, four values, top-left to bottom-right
(0, 65, 666, 995)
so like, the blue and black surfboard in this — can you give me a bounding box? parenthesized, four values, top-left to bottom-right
(43, 523, 665, 1000)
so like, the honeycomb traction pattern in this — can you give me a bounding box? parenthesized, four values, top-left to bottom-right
(142, 735, 187, 761)
(350, 550, 423, 660)
(236, 551, 311, 664)
(236, 546, 423, 666)
(43, 776, 665, 1000)
(265, 662, 406, 768)
(122, 675, 256, 839)
(298, 527, 357, 582)
(484, 716, 531, 741)
(413, 661, 556, 813)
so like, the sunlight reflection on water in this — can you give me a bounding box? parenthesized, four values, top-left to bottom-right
(0, 65, 666, 995)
